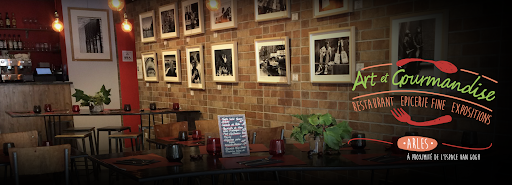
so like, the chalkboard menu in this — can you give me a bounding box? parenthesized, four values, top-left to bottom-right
(217, 114, 250, 158)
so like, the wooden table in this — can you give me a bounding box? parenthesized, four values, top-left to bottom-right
(6, 108, 201, 148)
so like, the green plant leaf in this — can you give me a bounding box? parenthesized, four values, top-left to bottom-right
(324, 127, 342, 150)
(290, 126, 305, 144)
(100, 85, 112, 105)
(319, 113, 333, 126)
(308, 114, 321, 126)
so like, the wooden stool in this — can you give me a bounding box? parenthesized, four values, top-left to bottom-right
(96, 126, 131, 154)
(55, 132, 96, 185)
(108, 132, 144, 153)
(63, 127, 97, 155)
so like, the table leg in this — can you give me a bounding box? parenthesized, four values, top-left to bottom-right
(50, 116, 56, 145)
(43, 116, 49, 142)
(211, 175, 217, 185)
(148, 115, 151, 150)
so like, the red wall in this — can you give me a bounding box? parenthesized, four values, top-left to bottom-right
(115, 19, 141, 147)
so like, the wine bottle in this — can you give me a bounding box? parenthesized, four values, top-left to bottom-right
(8, 34, 13, 50)
(17, 35, 22, 50)
(11, 13, 16, 28)
(2, 34, 6, 50)
(0, 34, 4, 50)
(12, 35, 18, 50)
(5, 12, 10, 28)
(0, 13, 4, 28)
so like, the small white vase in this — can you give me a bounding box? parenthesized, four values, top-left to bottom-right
(309, 135, 325, 154)
(89, 104, 104, 112)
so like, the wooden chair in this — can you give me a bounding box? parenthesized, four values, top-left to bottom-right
(154, 121, 188, 139)
(109, 132, 144, 153)
(0, 130, 38, 148)
(195, 120, 220, 140)
(248, 126, 285, 145)
(9, 144, 71, 185)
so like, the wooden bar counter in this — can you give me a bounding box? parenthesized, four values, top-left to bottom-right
(0, 81, 73, 140)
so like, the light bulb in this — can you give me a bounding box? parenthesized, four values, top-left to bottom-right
(122, 19, 132, 32)
(52, 11, 63, 32)
(206, 0, 220, 11)
(108, 0, 125, 11)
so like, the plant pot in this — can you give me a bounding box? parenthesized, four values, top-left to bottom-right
(89, 104, 104, 112)
(308, 135, 325, 154)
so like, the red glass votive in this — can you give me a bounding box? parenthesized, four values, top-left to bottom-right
(206, 138, 221, 156)
(44, 104, 52, 112)
(173, 103, 180, 110)
(269, 139, 285, 156)
(192, 130, 201, 140)
(72, 105, 80, 112)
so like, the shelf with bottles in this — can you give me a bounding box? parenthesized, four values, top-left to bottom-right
(0, 27, 57, 32)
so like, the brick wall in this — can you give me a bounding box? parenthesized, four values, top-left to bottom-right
(126, 0, 503, 146)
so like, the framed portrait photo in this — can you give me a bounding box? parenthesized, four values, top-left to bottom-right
(255, 37, 290, 84)
(141, 52, 158, 82)
(309, 27, 355, 83)
(159, 3, 179, 39)
(139, 10, 156, 43)
(161, 49, 181, 82)
(210, 0, 237, 31)
(390, 10, 448, 93)
(254, 0, 291, 22)
(186, 45, 205, 89)
(67, 7, 112, 61)
(182, 0, 205, 36)
(211, 42, 238, 83)
(313, 0, 353, 18)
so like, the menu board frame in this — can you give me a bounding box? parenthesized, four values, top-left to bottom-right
(217, 114, 251, 158)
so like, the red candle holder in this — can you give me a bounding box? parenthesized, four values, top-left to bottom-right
(72, 105, 80, 112)
(44, 104, 52, 112)
(173, 103, 180, 110)
(206, 138, 221, 156)
(269, 139, 285, 156)
(192, 130, 201, 140)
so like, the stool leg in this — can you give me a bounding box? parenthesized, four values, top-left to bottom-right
(119, 138, 124, 153)
(114, 138, 118, 153)
(108, 131, 112, 154)
(131, 138, 135, 152)
(96, 130, 100, 155)
(92, 130, 98, 155)
(88, 135, 98, 180)
(82, 138, 90, 185)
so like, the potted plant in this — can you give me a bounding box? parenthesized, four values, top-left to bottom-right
(290, 113, 352, 153)
(71, 85, 111, 112)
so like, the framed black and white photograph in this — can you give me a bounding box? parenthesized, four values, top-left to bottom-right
(313, 0, 353, 18)
(309, 27, 355, 83)
(161, 49, 181, 82)
(139, 10, 156, 43)
(210, 0, 237, 31)
(141, 52, 158, 82)
(159, 3, 179, 39)
(182, 0, 205, 36)
(254, 0, 290, 22)
(390, 11, 448, 93)
(211, 41, 238, 83)
(255, 37, 290, 84)
(186, 45, 205, 89)
(68, 7, 112, 61)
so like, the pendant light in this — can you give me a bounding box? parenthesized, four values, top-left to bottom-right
(108, 0, 125, 11)
(52, 11, 63, 32)
(121, 13, 132, 32)
(206, 0, 220, 11)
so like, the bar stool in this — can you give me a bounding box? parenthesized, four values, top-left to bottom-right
(108, 132, 144, 153)
(55, 132, 96, 185)
(96, 126, 131, 154)
(63, 127, 97, 155)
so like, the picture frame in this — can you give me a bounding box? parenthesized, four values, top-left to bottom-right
(67, 7, 112, 61)
(182, 0, 205, 36)
(313, 0, 353, 18)
(255, 37, 290, 84)
(211, 41, 238, 83)
(390, 10, 448, 93)
(210, 0, 237, 31)
(139, 10, 156, 43)
(186, 45, 205, 89)
(161, 49, 181, 82)
(309, 27, 355, 83)
(159, 3, 179, 39)
(254, 0, 291, 22)
(141, 52, 158, 82)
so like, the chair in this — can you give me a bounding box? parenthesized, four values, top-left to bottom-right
(108, 132, 144, 153)
(96, 126, 131, 154)
(55, 132, 95, 184)
(248, 126, 285, 144)
(9, 144, 71, 185)
(194, 120, 220, 140)
(154, 121, 188, 139)
(0, 130, 39, 178)
(63, 127, 97, 155)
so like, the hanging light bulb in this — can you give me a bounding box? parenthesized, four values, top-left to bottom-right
(108, 0, 125, 11)
(206, 0, 220, 11)
(52, 11, 63, 32)
(121, 13, 132, 32)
